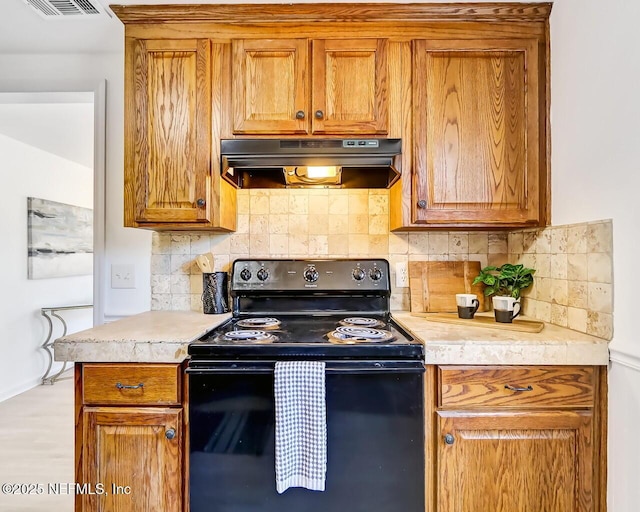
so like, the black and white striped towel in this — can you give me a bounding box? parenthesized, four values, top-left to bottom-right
(274, 361, 327, 494)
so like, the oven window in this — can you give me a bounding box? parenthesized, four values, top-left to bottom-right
(189, 371, 424, 512)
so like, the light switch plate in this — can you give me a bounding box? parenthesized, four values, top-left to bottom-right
(111, 264, 136, 289)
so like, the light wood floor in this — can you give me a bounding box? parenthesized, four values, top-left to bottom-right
(0, 373, 74, 512)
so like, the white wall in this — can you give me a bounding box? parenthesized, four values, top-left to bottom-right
(0, 52, 152, 321)
(0, 133, 93, 399)
(550, 0, 640, 509)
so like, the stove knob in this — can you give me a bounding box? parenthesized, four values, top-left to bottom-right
(240, 268, 252, 281)
(352, 268, 365, 281)
(256, 268, 269, 281)
(369, 268, 383, 281)
(303, 266, 319, 283)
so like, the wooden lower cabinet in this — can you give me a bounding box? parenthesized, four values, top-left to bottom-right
(431, 365, 606, 512)
(76, 363, 185, 512)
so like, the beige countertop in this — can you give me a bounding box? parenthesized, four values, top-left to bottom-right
(392, 311, 610, 366)
(54, 311, 232, 363)
(54, 310, 610, 366)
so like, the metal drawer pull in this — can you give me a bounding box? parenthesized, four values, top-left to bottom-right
(165, 428, 176, 440)
(115, 382, 144, 390)
(444, 434, 455, 445)
(504, 384, 533, 392)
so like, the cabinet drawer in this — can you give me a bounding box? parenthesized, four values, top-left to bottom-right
(83, 364, 181, 406)
(439, 366, 595, 408)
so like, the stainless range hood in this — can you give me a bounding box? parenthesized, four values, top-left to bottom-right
(221, 138, 401, 189)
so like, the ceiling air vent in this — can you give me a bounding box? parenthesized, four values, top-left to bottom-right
(22, 0, 111, 18)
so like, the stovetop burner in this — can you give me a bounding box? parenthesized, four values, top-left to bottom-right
(328, 326, 394, 344)
(236, 317, 281, 329)
(339, 317, 385, 328)
(221, 330, 277, 343)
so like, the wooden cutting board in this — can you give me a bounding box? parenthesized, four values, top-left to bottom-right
(410, 312, 545, 333)
(409, 261, 485, 313)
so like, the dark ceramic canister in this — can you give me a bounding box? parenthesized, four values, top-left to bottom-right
(202, 272, 229, 314)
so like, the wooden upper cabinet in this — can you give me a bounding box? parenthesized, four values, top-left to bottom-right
(232, 39, 308, 134)
(231, 38, 388, 135)
(130, 39, 211, 224)
(411, 38, 541, 227)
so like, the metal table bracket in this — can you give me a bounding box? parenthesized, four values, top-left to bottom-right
(41, 304, 93, 385)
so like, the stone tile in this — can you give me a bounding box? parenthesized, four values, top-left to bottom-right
(587, 252, 613, 284)
(348, 234, 369, 255)
(536, 277, 552, 302)
(369, 192, 389, 215)
(520, 253, 537, 273)
(328, 214, 348, 234)
(236, 190, 250, 214)
(236, 214, 250, 234)
(348, 214, 369, 234)
(551, 227, 568, 254)
(152, 233, 171, 255)
(550, 254, 568, 279)
(468, 253, 488, 269)
(151, 255, 170, 275)
(170, 294, 191, 311)
(230, 234, 250, 254)
(567, 254, 588, 282)
(348, 193, 368, 214)
(308, 214, 330, 235)
(567, 224, 587, 253)
(213, 254, 231, 272)
(210, 234, 231, 255)
(151, 294, 171, 311)
(289, 193, 309, 214)
(488, 233, 508, 254)
(309, 235, 329, 255)
(449, 233, 469, 254)
(269, 214, 290, 235)
(428, 233, 449, 255)
(522, 298, 537, 317)
(249, 234, 269, 256)
(568, 281, 589, 309)
(587, 221, 613, 253)
(191, 294, 203, 313)
(587, 311, 613, 340)
(328, 234, 350, 256)
(369, 214, 389, 235)
(269, 234, 288, 255)
(550, 279, 569, 306)
(151, 275, 171, 294)
(328, 194, 348, 215)
(537, 301, 551, 322)
(289, 235, 309, 256)
(190, 234, 210, 255)
(369, 235, 389, 255)
(249, 193, 270, 215)
(588, 282, 613, 313)
(508, 232, 524, 255)
(567, 307, 588, 333)
(269, 193, 289, 215)
(522, 230, 537, 253)
(308, 194, 329, 215)
(408, 233, 430, 254)
(468, 233, 488, 254)
(170, 254, 192, 274)
(170, 274, 190, 294)
(389, 233, 408, 255)
(288, 215, 309, 236)
(551, 304, 568, 327)
(429, 254, 450, 261)
(487, 253, 508, 267)
(535, 254, 550, 278)
(249, 214, 269, 234)
(536, 229, 551, 254)
(170, 234, 190, 255)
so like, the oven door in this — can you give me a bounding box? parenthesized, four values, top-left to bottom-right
(187, 360, 425, 512)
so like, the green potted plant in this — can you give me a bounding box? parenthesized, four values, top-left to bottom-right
(472, 263, 535, 322)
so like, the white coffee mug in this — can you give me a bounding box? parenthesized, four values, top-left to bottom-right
(456, 293, 478, 307)
(492, 296, 520, 311)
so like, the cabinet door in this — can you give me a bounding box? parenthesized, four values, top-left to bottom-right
(312, 39, 388, 134)
(133, 39, 211, 224)
(82, 407, 182, 512)
(413, 39, 540, 226)
(437, 410, 594, 512)
(232, 39, 308, 134)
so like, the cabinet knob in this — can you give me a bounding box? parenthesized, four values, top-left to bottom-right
(296, 110, 305, 120)
(444, 433, 455, 445)
(165, 428, 176, 440)
(417, 200, 427, 209)
(196, 198, 206, 208)
(315, 110, 324, 119)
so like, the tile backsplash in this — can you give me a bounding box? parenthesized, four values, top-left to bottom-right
(508, 220, 613, 340)
(150, 189, 613, 340)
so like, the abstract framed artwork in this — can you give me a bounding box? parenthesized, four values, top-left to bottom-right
(27, 197, 93, 279)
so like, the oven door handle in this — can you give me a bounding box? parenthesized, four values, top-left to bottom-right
(186, 360, 425, 374)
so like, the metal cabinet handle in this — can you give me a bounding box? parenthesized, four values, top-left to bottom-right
(165, 428, 176, 440)
(504, 384, 533, 392)
(116, 382, 144, 390)
(196, 198, 206, 208)
(444, 434, 455, 445)
(315, 110, 324, 119)
(296, 110, 305, 119)
(417, 200, 427, 209)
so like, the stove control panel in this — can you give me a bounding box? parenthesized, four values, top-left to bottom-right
(231, 259, 390, 292)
